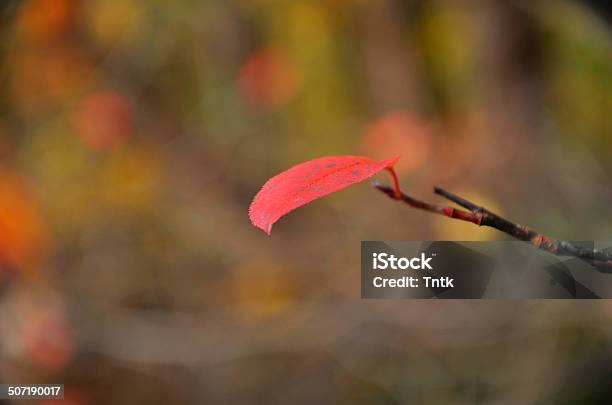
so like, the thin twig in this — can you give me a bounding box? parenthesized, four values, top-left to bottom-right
(373, 182, 612, 271)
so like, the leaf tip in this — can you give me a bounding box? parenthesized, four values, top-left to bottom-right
(249, 198, 274, 235)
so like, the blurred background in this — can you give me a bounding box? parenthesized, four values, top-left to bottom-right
(0, 0, 611, 403)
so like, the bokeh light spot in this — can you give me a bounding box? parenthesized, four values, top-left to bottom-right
(432, 190, 504, 241)
(360, 111, 432, 175)
(75, 91, 134, 150)
(0, 171, 48, 271)
(231, 260, 298, 322)
(17, 0, 76, 42)
(85, 0, 146, 49)
(238, 48, 302, 109)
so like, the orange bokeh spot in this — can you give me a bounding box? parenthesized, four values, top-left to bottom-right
(17, 0, 77, 42)
(0, 171, 48, 270)
(75, 91, 134, 150)
(12, 46, 95, 112)
(360, 111, 432, 174)
(238, 48, 301, 109)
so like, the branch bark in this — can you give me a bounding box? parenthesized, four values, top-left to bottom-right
(373, 182, 612, 271)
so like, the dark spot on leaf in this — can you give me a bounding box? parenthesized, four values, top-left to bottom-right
(325, 163, 336, 168)
(351, 170, 360, 175)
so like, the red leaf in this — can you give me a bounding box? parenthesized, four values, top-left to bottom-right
(249, 155, 400, 234)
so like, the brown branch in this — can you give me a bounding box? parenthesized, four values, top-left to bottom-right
(373, 182, 612, 271)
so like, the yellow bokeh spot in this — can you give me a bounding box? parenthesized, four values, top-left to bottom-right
(85, 0, 146, 49)
(432, 190, 505, 241)
(231, 260, 298, 322)
(100, 146, 160, 212)
(284, 2, 331, 51)
(25, 122, 98, 227)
